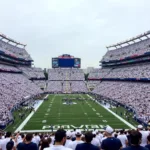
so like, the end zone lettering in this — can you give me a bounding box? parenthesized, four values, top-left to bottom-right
(42, 124, 111, 130)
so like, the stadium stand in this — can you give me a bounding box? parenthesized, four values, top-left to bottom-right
(0, 39, 32, 60)
(0, 34, 44, 128)
(0, 64, 21, 73)
(46, 81, 62, 93)
(47, 68, 88, 93)
(90, 31, 150, 126)
(0, 73, 43, 126)
(18, 67, 45, 79)
(48, 68, 85, 81)
(102, 32, 150, 62)
(33, 80, 46, 89)
(71, 81, 88, 93)
(88, 63, 150, 79)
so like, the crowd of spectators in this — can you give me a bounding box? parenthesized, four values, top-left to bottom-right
(89, 37, 150, 126)
(46, 81, 88, 93)
(88, 68, 111, 79)
(33, 80, 46, 89)
(71, 81, 88, 93)
(102, 38, 150, 62)
(87, 81, 101, 89)
(0, 125, 150, 150)
(89, 63, 150, 79)
(46, 81, 63, 93)
(92, 81, 150, 123)
(0, 40, 32, 60)
(47, 68, 87, 93)
(0, 73, 43, 125)
(0, 64, 20, 73)
(18, 67, 45, 79)
(48, 68, 84, 81)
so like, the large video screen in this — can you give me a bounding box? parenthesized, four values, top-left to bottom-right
(52, 58, 81, 68)
(59, 59, 74, 67)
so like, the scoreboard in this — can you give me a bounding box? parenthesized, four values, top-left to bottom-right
(52, 55, 81, 68)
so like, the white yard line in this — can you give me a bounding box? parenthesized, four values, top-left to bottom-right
(15, 95, 49, 133)
(87, 94, 136, 129)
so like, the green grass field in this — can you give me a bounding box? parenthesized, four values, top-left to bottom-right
(22, 94, 133, 131)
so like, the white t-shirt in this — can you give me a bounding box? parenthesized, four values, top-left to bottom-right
(51, 136, 55, 145)
(17, 138, 23, 144)
(65, 139, 72, 148)
(68, 140, 83, 150)
(0, 138, 11, 150)
(44, 145, 72, 150)
(91, 137, 100, 147)
(117, 134, 127, 148)
(139, 130, 150, 146)
(32, 135, 40, 146)
(96, 134, 103, 144)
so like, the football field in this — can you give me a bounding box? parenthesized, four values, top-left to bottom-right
(22, 94, 134, 131)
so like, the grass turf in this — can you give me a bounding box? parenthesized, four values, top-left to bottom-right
(5, 108, 31, 132)
(110, 106, 138, 127)
(22, 94, 132, 130)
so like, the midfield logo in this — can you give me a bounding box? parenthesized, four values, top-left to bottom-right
(42, 124, 111, 130)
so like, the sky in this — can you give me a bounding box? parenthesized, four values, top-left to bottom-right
(0, 0, 150, 69)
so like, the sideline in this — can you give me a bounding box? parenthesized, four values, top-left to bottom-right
(87, 94, 136, 129)
(15, 95, 49, 133)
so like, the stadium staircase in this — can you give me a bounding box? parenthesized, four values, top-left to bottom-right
(63, 71, 71, 93)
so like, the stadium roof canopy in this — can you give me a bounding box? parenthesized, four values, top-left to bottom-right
(0, 32, 26, 47)
(106, 30, 150, 50)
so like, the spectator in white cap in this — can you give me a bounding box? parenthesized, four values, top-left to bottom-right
(91, 131, 100, 148)
(65, 131, 72, 148)
(101, 126, 122, 150)
(68, 129, 83, 150)
(71, 129, 76, 141)
(137, 125, 150, 147)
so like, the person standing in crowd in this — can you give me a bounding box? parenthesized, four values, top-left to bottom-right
(44, 129, 71, 150)
(32, 133, 41, 146)
(71, 129, 76, 141)
(39, 139, 49, 150)
(17, 133, 38, 150)
(127, 130, 132, 146)
(75, 131, 99, 150)
(145, 135, 150, 150)
(68, 129, 83, 150)
(6, 140, 14, 150)
(0, 132, 13, 150)
(117, 130, 128, 148)
(91, 131, 100, 148)
(122, 130, 148, 150)
(14, 132, 25, 145)
(65, 131, 72, 148)
(137, 125, 150, 147)
(101, 126, 122, 150)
